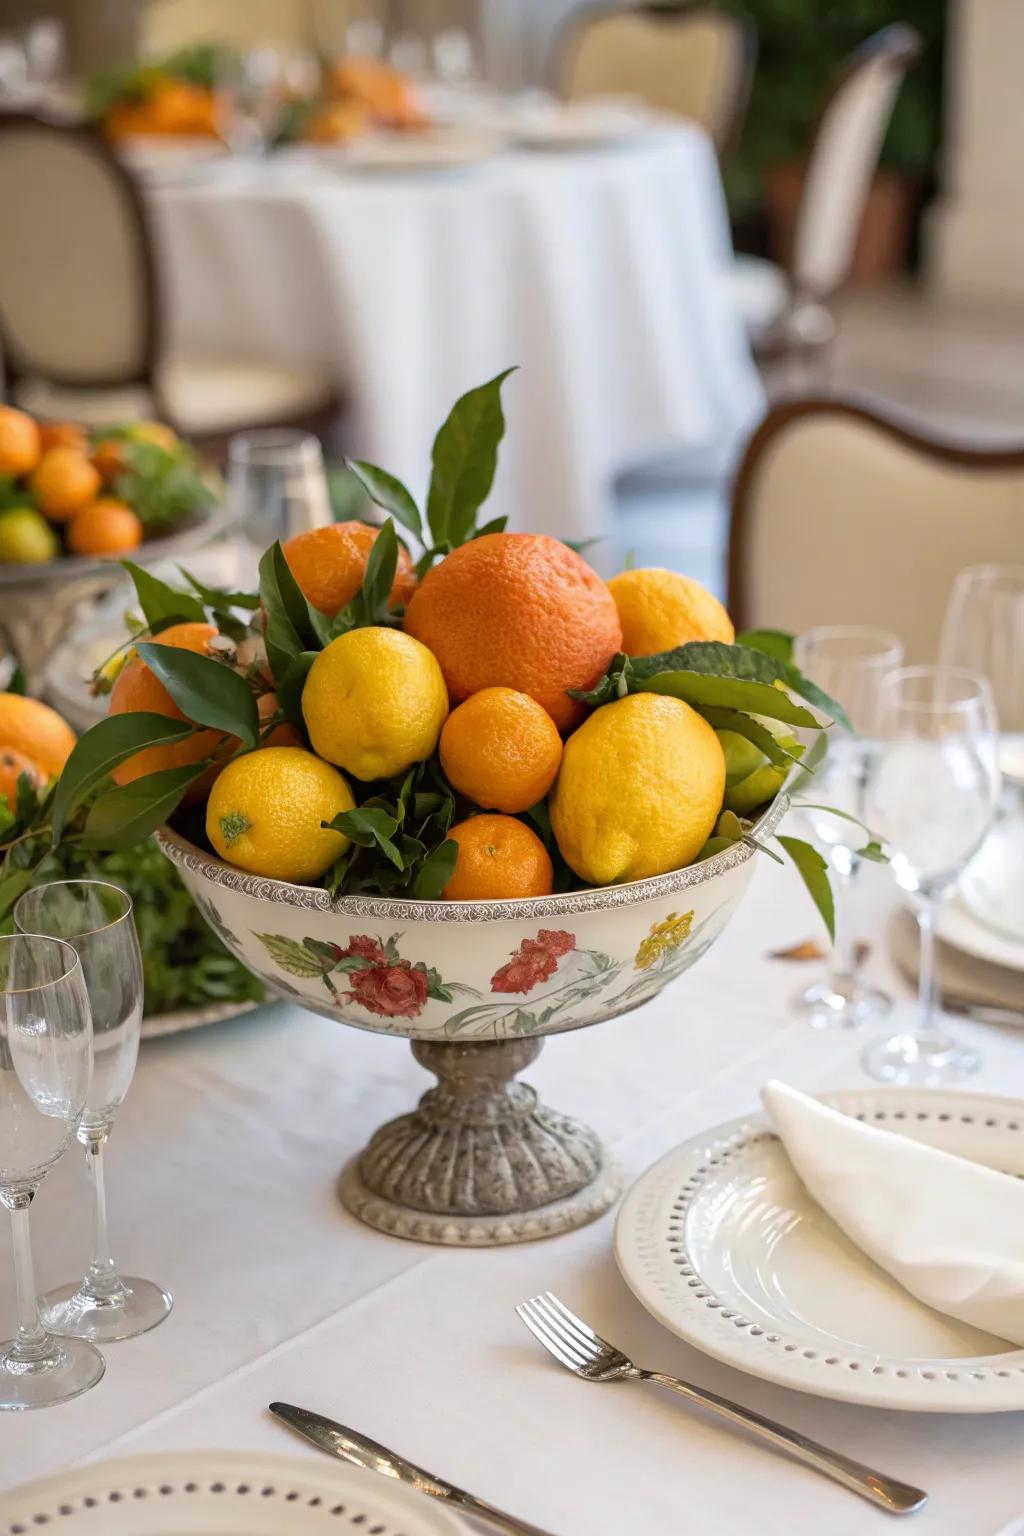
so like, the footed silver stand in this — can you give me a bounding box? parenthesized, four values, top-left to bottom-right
(340, 1038, 621, 1246)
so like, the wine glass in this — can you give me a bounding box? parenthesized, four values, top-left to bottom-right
(863, 666, 1000, 1084)
(14, 881, 171, 1342)
(0, 932, 102, 1410)
(941, 564, 1024, 941)
(791, 625, 903, 1027)
(227, 429, 333, 586)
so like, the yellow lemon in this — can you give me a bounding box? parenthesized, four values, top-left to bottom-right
(206, 746, 354, 883)
(607, 568, 734, 656)
(302, 626, 448, 782)
(549, 692, 725, 884)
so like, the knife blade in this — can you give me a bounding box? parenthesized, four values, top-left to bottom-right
(269, 1402, 562, 1536)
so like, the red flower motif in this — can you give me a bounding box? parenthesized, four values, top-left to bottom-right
(341, 934, 388, 964)
(490, 930, 577, 995)
(347, 961, 429, 1019)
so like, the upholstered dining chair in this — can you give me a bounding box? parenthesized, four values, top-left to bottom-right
(556, 4, 755, 160)
(733, 23, 922, 359)
(0, 113, 339, 447)
(727, 397, 1024, 662)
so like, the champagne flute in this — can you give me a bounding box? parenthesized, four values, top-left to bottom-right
(863, 666, 1000, 1083)
(791, 625, 903, 1027)
(941, 564, 1024, 941)
(15, 881, 171, 1342)
(0, 933, 101, 1410)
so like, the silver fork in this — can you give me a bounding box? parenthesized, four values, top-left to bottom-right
(517, 1292, 927, 1517)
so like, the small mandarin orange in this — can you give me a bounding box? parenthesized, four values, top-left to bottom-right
(442, 814, 553, 901)
(283, 521, 417, 618)
(66, 498, 143, 556)
(0, 406, 41, 478)
(38, 421, 87, 454)
(439, 687, 562, 814)
(29, 447, 101, 522)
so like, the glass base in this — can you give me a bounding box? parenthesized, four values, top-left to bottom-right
(0, 1334, 104, 1411)
(796, 975, 891, 1030)
(41, 1276, 172, 1344)
(861, 1029, 982, 1086)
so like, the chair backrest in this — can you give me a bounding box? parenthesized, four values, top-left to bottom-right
(0, 114, 157, 387)
(728, 398, 1024, 663)
(557, 5, 755, 157)
(792, 24, 921, 297)
(140, 0, 319, 55)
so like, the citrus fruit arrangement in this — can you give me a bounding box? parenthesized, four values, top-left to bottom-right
(0, 407, 214, 566)
(88, 43, 231, 141)
(1, 374, 859, 938)
(276, 56, 430, 146)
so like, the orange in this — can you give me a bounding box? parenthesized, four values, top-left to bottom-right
(442, 813, 553, 901)
(0, 747, 45, 807)
(29, 447, 101, 522)
(0, 693, 76, 776)
(38, 422, 87, 454)
(66, 498, 143, 556)
(440, 687, 562, 814)
(404, 533, 622, 733)
(282, 521, 417, 618)
(0, 406, 41, 478)
(257, 691, 302, 749)
(607, 568, 734, 656)
(91, 437, 126, 485)
(108, 621, 236, 801)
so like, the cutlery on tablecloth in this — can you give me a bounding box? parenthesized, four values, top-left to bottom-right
(269, 1402, 562, 1536)
(942, 998, 1024, 1028)
(516, 1292, 927, 1518)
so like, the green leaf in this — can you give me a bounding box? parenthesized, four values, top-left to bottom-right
(346, 462, 421, 539)
(412, 838, 458, 899)
(326, 806, 403, 869)
(359, 519, 399, 624)
(697, 706, 804, 768)
(255, 933, 325, 978)
(178, 567, 260, 611)
(80, 764, 209, 851)
(426, 368, 516, 547)
(632, 641, 852, 732)
(736, 628, 794, 664)
(120, 561, 205, 627)
(857, 839, 888, 864)
(473, 516, 508, 539)
(0, 869, 34, 925)
(561, 536, 605, 555)
(778, 835, 835, 942)
(258, 541, 322, 682)
(643, 671, 819, 728)
(51, 711, 193, 844)
(277, 651, 317, 731)
(136, 643, 258, 748)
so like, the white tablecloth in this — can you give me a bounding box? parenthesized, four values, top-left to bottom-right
(4, 855, 1024, 1534)
(148, 127, 762, 552)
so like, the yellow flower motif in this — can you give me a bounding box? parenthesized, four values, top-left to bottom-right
(634, 909, 694, 971)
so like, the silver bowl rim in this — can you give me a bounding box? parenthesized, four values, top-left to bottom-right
(155, 793, 789, 923)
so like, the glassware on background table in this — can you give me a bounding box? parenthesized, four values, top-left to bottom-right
(941, 564, 1024, 941)
(227, 429, 333, 585)
(23, 16, 65, 97)
(863, 665, 1000, 1084)
(14, 880, 171, 1343)
(0, 932, 101, 1410)
(791, 625, 903, 1027)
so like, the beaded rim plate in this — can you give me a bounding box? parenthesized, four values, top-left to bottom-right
(0, 1452, 465, 1535)
(615, 1088, 1024, 1412)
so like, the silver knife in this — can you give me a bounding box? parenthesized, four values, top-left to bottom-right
(269, 1401, 562, 1536)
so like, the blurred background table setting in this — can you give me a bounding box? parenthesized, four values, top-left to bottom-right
(1, 2, 1024, 1533)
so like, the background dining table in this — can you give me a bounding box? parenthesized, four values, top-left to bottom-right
(146, 122, 762, 556)
(3, 853, 1023, 1535)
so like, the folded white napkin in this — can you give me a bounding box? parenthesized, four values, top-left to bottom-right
(761, 1080, 1024, 1346)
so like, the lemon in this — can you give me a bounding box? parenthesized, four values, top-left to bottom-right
(550, 692, 726, 884)
(716, 728, 763, 788)
(724, 762, 786, 815)
(607, 568, 734, 656)
(0, 508, 59, 564)
(206, 746, 354, 883)
(302, 626, 448, 782)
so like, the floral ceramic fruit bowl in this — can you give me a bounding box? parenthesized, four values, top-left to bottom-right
(156, 794, 786, 1248)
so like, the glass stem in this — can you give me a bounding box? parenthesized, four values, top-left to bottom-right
(915, 898, 938, 1040)
(827, 852, 857, 988)
(83, 1130, 120, 1299)
(7, 1192, 52, 1365)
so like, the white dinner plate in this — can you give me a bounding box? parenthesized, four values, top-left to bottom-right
(0, 1451, 466, 1535)
(503, 99, 655, 151)
(332, 127, 501, 173)
(938, 889, 1024, 973)
(616, 1088, 1024, 1412)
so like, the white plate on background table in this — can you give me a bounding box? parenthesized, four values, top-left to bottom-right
(142, 997, 261, 1039)
(937, 890, 1024, 973)
(329, 127, 502, 174)
(615, 1088, 1024, 1412)
(0, 1451, 466, 1535)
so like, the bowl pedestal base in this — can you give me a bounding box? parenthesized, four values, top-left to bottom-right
(339, 1037, 621, 1245)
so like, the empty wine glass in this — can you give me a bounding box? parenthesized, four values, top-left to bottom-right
(0, 932, 101, 1410)
(14, 881, 171, 1342)
(791, 626, 903, 1027)
(941, 564, 1024, 941)
(227, 429, 333, 585)
(863, 666, 1000, 1084)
